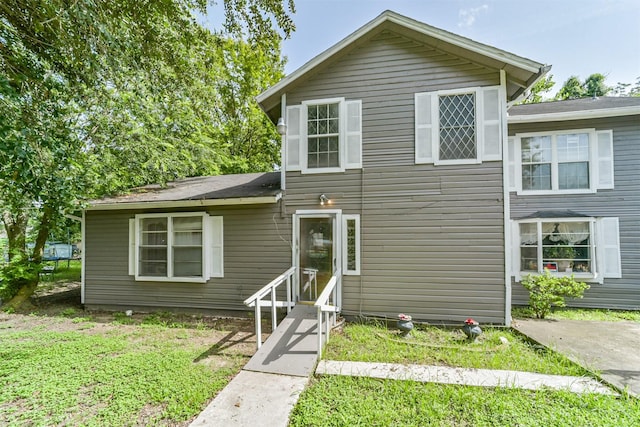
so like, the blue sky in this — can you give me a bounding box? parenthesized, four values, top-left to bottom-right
(277, 0, 640, 95)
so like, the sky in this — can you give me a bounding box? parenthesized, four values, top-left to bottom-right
(274, 0, 640, 95)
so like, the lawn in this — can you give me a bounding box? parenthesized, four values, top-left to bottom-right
(513, 306, 640, 322)
(0, 309, 257, 426)
(290, 322, 640, 427)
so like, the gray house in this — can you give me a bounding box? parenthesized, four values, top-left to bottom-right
(507, 97, 640, 310)
(83, 11, 637, 325)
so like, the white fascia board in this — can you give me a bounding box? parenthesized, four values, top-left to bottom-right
(257, 11, 545, 105)
(86, 194, 282, 211)
(508, 106, 640, 124)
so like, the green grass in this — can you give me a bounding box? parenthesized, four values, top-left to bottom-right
(324, 322, 587, 375)
(39, 259, 81, 284)
(290, 376, 640, 427)
(513, 306, 640, 322)
(0, 322, 245, 426)
(291, 322, 638, 426)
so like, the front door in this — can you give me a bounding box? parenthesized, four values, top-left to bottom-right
(296, 214, 338, 302)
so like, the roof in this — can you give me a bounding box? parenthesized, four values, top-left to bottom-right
(508, 97, 640, 123)
(88, 172, 282, 210)
(517, 210, 591, 220)
(257, 10, 549, 119)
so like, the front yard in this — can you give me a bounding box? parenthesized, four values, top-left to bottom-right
(290, 321, 640, 427)
(0, 308, 256, 426)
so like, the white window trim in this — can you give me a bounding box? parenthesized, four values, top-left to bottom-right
(132, 212, 222, 283)
(342, 214, 360, 275)
(301, 97, 346, 174)
(515, 216, 597, 282)
(514, 128, 598, 195)
(433, 87, 482, 166)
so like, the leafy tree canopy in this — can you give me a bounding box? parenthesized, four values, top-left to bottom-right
(0, 0, 295, 307)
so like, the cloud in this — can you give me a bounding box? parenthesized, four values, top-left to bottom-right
(458, 5, 489, 27)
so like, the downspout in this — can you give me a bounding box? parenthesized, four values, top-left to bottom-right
(501, 69, 512, 326)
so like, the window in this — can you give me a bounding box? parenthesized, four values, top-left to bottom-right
(285, 98, 362, 173)
(307, 103, 340, 168)
(342, 214, 360, 275)
(439, 93, 476, 161)
(510, 129, 614, 194)
(519, 220, 593, 274)
(129, 213, 223, 282)
(415, 86, 502, 165)
(513, 216, 621, 282)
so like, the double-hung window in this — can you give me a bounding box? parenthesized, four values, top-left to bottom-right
(509, 129, 614, 194)
(129, 212, 223, 282)
(415, 86, 503, 165)
(285, 97, 362, 173)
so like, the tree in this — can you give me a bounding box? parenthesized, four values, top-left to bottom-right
(520, 74, 555, 104)
(0, 0, 295, 308)
(556, 73, 611, 100)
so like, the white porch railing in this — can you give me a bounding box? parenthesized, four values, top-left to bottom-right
(243, 267, 296, 349)
(314, 269, 342, 358)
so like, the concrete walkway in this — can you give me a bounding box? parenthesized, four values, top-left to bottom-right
(514, 318, 640, 396)
(317, 360, 615, 395)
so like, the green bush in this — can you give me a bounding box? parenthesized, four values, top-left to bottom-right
(0, 254, 38, 302)
(521, 269, 590, 319)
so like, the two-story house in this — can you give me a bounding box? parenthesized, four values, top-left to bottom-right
(82, 11, 638, 325)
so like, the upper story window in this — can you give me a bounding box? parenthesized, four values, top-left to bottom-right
(307, 103, 340, 168)
(508, 129, 614, 194)
(439, 93, 476, 161)
(415, 86, 502, 165)
(129, 212, 223, 282)
(285, 98, 362, 174)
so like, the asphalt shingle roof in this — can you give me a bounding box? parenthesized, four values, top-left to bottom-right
(508, 96, 640, 116)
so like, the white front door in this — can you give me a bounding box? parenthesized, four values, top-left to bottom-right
(294, 211, 341, 302)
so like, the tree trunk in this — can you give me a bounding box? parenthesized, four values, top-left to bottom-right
(2, 210, 28, 261)
(4, 207, 53, 310)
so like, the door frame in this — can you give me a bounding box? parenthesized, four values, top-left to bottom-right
(293, 209, 342, 303)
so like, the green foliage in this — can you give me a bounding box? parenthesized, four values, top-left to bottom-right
(513, 306, 640, 322)
(520, 74, 555, 104)
(0, 323, 245, 425)
(291, 376, 639, 427)
(0, 254, 38, 301)
(325, 323, 586, 376)
(556, 73, 611, 100)
(521, 269, 590, 319)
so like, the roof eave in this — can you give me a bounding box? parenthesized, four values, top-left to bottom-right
(86, 194, 282, 211)
(508, 105, 640, 124)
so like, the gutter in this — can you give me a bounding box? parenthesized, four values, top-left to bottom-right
(508, 106, 640, 123)
(86, 194, 282, 211)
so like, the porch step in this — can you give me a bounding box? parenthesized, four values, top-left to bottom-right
(244, 305, 321, 377)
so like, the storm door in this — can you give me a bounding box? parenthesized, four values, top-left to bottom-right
(296, 214, 338, 302)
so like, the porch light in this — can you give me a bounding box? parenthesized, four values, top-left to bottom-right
(276, 117, 287, 136)
(319, 194, 331, 206)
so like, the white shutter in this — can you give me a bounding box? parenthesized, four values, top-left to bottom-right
(510, 221, 521, 280)
(597, 217, 621, 279)
(507, 137, 517, 192)
(481, 87, 502, 161)
(128, 218, 135, 275)
(344, 100, 362, 169)
(415, 92, 435, 164)
(596, 130, 614, 189)
(207, 216, 224, 278)
(286, 105, 303, 171)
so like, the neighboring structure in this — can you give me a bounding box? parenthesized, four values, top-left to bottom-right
(82, 11, 638, 325)
(507, 97, 640, 309)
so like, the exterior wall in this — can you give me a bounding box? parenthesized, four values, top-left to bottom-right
(285, 30, 507, 323)
(509, 115, 640, 309)
(84, 203, 292, 313)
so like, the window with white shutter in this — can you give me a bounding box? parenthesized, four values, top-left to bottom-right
(414, 85, 503, 165)
(285, 97, 362, 174)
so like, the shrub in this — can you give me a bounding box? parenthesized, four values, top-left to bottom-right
(521, 269, 590, 319)
(0, 254, 39, 302)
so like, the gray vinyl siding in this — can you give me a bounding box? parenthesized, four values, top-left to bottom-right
(285, 30, 506, 323)
(509, 115, 640, 309)
(84, 204, 292, 312)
